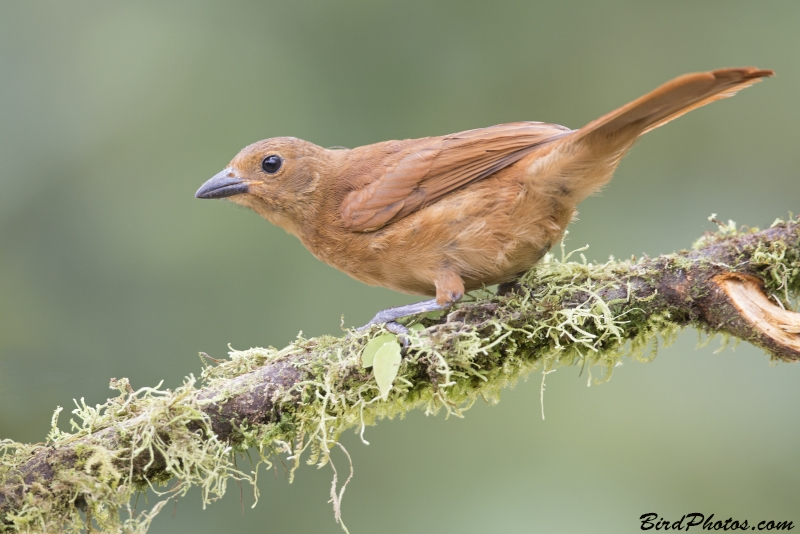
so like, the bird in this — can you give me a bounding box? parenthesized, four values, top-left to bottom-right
(196, 67, 773, 330)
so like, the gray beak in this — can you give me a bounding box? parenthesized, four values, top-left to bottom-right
(195, 168, 249, 199)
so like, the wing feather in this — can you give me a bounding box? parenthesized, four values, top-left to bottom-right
(341, 122, 570, 232)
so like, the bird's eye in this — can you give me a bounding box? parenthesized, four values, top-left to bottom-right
(261, 155, 283, 174)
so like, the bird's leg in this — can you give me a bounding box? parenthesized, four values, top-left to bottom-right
(358, 299, 444, 333)
(434, 270, 465, 307)
(358, 271, 465, 333)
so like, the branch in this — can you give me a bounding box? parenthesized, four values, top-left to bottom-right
(1, 217, 799, 532)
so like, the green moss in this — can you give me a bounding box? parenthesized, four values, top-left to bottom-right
(1, 376, 251, 533)
(752, 222, 800, 309)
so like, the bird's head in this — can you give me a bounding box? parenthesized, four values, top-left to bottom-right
(196, 137, 329, 235)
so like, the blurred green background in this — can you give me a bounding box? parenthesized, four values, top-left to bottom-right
(2, 1, 799, 532)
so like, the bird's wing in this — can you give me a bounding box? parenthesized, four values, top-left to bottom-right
(340, 122, 571, 232)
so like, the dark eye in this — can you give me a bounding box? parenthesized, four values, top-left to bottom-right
(261, 155, 283, 174)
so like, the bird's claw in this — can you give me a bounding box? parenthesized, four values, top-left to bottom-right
(384, 321, 409, 336)
(356, 299, 446, 350)
(357, 299, 444, 334)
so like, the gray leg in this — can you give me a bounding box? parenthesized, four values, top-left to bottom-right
(358, 299, 444, 332)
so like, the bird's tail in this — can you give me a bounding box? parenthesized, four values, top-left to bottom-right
(529, 67, 774, 206)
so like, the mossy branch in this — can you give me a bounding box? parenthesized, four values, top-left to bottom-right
(1, 217, 799, 533)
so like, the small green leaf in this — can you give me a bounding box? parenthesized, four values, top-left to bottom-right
(373, 340, 402, 400)
(408, 323, 425, 333)
(361, 334, 397, 368)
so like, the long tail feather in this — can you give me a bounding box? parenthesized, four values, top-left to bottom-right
(577, 67, 774, 142)
(528, 67, 773, 207)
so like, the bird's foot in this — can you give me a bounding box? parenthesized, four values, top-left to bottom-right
(357, 299, 444, 333)
(383, 321, 410, 336)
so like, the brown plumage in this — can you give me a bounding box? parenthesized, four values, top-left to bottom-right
(197, 67, 773, 310)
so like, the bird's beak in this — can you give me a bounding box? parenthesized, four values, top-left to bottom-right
(195, 168, 250, 199)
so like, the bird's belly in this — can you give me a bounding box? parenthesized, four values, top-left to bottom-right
(314, 174, 574, 297)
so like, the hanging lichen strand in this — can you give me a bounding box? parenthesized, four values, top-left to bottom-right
(1, 217, 798, 533)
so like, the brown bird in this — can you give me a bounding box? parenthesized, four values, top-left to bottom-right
(196, 67, 773, 329)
